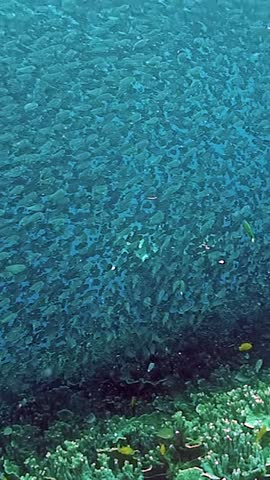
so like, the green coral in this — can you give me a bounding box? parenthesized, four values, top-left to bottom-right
(5, 377, 270, 480)
(174, 467, 205, 480)
(21, 447, 143, 480)
(189, 382, 270, 479)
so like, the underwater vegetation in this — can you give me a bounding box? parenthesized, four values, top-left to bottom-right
(2, 373, 270, 480)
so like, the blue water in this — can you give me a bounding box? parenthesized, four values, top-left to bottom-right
(0, 0, 269, 391)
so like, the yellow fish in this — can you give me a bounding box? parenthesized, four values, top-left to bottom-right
(256, 425, 267, 443)
(159, 443, 166, 456)
(239, 342, 253, 352)
(117, 446, 135, 456)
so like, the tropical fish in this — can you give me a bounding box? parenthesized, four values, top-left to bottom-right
(239, 342, 253, 352)
(243, 220, 255, 243)
(147, 362, 155, 373)
(117, 446, 135, 455)
(130, 396, 137, 416)
(159, 443, 166, 456)
(255, 359, 263, 373)
(256, 425, 267, 443)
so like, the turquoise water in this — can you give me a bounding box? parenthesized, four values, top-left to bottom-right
(0, 0, 270, 394)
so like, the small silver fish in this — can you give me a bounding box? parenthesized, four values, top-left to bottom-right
(147, 362, 155, 373)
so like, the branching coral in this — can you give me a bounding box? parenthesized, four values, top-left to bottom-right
(5, 379, 270, 480)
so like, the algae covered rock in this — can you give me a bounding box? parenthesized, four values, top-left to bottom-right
(175, 467, 205, 480)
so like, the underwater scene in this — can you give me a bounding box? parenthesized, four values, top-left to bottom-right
(1, 0, 270, 478)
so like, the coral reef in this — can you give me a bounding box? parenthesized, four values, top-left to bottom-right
(2, 374, 270, 479)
